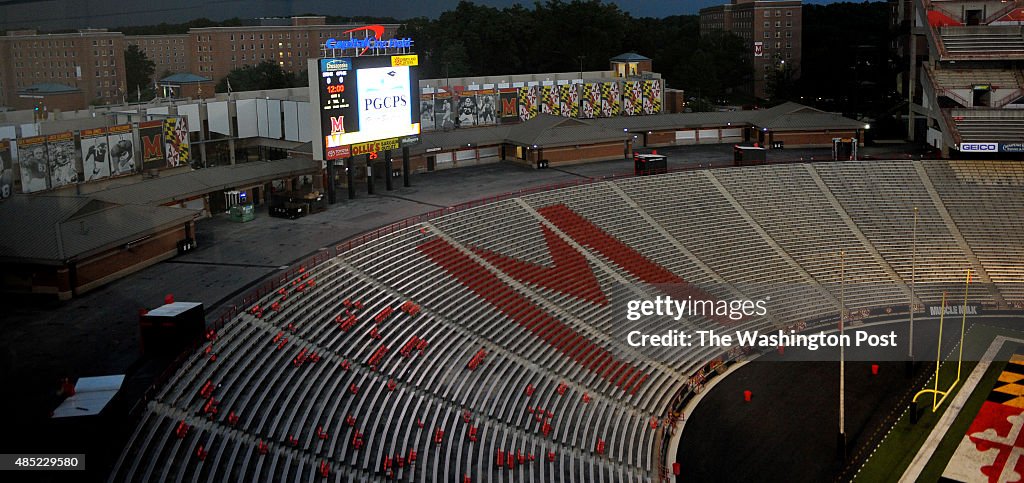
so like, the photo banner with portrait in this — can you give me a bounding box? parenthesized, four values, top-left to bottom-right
(457, 93, 478, 127)
(419, 94, 436, 131)
(499, 89, 519, 124)
(139, 120, 166, 171)
(434, 92, 455, 131)
(580, 83, 600, 119)
(81, 127, 111, 182)
(164, 117, 190, 168)
(17, 135, 48, 193)
(559, 84, 580, 118)
(599, 82, 621, 118)
(622, 80, 643, 116)
(518, 85, 538, 122)
(107, 124, 136, 176)
(0, 140, 12, 200)
(46, 131, 77, 189)
(476, 89, 498, 126)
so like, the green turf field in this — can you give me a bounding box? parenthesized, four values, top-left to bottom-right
(854, 323, 1024, 482)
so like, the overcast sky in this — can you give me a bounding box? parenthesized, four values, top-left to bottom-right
(1, 0, 851, 30)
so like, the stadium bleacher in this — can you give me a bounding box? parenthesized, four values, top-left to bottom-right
(111, 160, 1024, 482)
(939, 26, 1024, 58)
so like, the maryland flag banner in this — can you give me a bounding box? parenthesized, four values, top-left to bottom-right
(643, 79, 663, 115)
(164, 117, 190, 167)
(599, 82, 620, 118)
(580, 83, 600, 119)
(623, 80, 643, 116)
(540, 85, 559, 116)
(518, 85, 538, 122)
(943, 354, 1024, 482)
(559, 84, 580, 118)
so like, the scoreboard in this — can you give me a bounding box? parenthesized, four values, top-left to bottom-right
(310, 54, 421, 160)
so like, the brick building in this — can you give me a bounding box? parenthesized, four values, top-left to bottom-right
(126, 17, 401, 88)
(124, 34, 191, 82)
(0, 18, 401, 111)
(700, 0, 803, 99)
(0, 29, 128, 111)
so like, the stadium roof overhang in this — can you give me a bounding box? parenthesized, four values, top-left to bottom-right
(88, 157, 320, 206)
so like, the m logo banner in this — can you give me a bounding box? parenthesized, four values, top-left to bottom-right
(139, 120, 166, 170)
(331, 116, 346, 134)
(499, 91, 519, 121)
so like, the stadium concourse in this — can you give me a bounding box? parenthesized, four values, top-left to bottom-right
(100, 151, 1024, 482)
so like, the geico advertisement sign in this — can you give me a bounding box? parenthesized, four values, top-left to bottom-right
(958, 143, 998, 152)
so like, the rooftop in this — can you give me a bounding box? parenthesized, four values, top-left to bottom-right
(159, 73, 212, 85)
(18, 83, 80, 95)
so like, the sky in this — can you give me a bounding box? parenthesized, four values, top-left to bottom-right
(1, 0, 850, 30)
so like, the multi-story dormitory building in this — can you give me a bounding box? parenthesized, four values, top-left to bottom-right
(0, 17, 398, 112)
(896, 0, 1024, 156)
(700, 0, 804, 99)
(0, 29, 128, 111)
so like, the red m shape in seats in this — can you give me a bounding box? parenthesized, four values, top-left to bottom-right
(418, 204, 721, 391)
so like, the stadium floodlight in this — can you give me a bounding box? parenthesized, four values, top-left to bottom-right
(838, 250, 847, 457)
(909, 207, 918, 362)
(912, 270, 972, 413)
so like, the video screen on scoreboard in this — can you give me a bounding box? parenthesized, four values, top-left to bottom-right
(319, 55, 420, 159)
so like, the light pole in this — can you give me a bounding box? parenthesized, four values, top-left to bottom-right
(909, 206, 918, 364)
(838, 249, 846, 459)
(577, 55, 585, 81)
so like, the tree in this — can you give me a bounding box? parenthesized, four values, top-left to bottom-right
(215, 62, 304, 93)
(125, 45, 156, 99)
(765, 57, 796, 104)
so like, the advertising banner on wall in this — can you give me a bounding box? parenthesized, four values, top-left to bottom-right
(164, 117, 190, 168)
(0, 140, 12, 200)
(476, 89, 497, 126)
(18, 135, 48, 193)
(457, 93, 478, 126)
(540, 85, 559, 116)
(518, 85, 538, 122)
(560, 84, 580, 118)
(434, 92, 455, 130)
(81, 127, 111, 182)
(580, 83, 600, 119)
(46, 132, 77, 189)
(499, 89, 519, 123)
(623, 80, 643, 116)
(643, 79, 662, 115)
(139, 120, 166, 171)
(419, 94, 436, 131)
(107, 124, 136, 175)
(599, 82, 621, 117)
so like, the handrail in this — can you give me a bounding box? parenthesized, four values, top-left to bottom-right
(923, 64, 971, 107)
(986, 0, 1024, 25)
(941, 108, 964, 146)
(994, 87, 1024, 108)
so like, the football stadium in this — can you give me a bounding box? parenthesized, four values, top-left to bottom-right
(1, 0, 1023, 482)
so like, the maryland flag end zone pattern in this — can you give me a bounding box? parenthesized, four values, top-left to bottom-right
(943, 355, 1024, 482)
